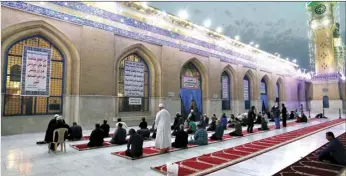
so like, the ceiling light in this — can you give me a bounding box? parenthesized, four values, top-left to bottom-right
(216, 26, 223, 33)
(203, 19, 212, 28)
(178, 10, 189, 20)
(235, 35, 240, 41)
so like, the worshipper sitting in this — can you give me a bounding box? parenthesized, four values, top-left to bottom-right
(186, 119, 197, 134)
(296, 113, 308, 123)
(137, 117, 150, 139)
(254, 112, 262, 124)
(188, 124, 208, 146)
(227, 114, 236, 128)
(125, 129, 144, 159)
(187, 109, 196, 122)
(100, 120, 110, 138)
(110, 123, 127, 145)
(198, 115, 207, 129)
(37, 114, 59, 144)
(210, 120, 224, 141)
(115, 118, 129, 132)
(237, 113, 248, 126)
(68, 122, 83, 141)
(289, 111, 295, 120)
(318, 132, 346, 165)
(49, 116, 70, 151)
(154, 103, 172, 154)
(212, 114, 218, 121)
(220, 113, 228, 129)
(315, 113, 327, 119)
(171, 112, 181, 130)
(171, 125, 188, 148)
(258, 115, 269, 131)
(229, 120, 243, 136)
(207, 117, 217, 131)
(87, 123, 104, 147)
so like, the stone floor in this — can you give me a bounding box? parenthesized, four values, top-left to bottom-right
(1, 113, 345, 176)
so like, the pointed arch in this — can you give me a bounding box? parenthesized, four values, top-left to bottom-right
(115, 43, 162, 98)
(181, 58, 208, 95)
(243, 69, 256, 109)
(1, 20, 80, 123)
(222, 64, 237, 101)
(260, 74, 273, 111)
(276, 77, 285, 102)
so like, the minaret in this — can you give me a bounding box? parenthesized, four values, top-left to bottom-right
(306, 2, 344, 115)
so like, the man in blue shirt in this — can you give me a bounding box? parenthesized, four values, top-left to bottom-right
(188, 124, 208, 146)
(318, 132, 346, 165)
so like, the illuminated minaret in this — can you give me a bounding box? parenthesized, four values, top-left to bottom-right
(306, 2, 344, 115)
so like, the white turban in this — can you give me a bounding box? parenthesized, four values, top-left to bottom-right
(56, 116, 62, 121)
(54, 114, 59, 118)
(159, 103, 164, 108)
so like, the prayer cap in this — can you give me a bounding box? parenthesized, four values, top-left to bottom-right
(159, 103, 164, 108)
(54, 114, 59, 118)
(56, 116, 62, 121)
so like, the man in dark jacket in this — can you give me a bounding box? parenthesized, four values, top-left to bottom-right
(126, 129, 144, 159)
(137, 117, 150, 139)
(210, 120, 224, 140)
(171, 113, 181, 130)
(318, 132, 346, 165)
(281, 104, 287, 127)
(247, 106, 256, 133)
(172, 125, 188, 148)
(68, 122, 83, 141)
(43, 114, 59, 143)
(110, 123, 127, 145)
(87, 123, 104, 147)
(100, 120, 110, 138)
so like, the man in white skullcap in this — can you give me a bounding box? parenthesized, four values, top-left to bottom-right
(154, 103, 172, 153)
(43, 114, 60, 143)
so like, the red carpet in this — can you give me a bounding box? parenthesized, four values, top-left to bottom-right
(70, 141, 114, 151)
(111, 119, 318, 159)
(272, 132, 346, 176)
(151, 119, 345, 176)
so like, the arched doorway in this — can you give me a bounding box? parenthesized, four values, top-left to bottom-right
(180, 62, 202, 121)
(297, 82, 302, 106)
(260, 78, 269, 112)
(221, 71, 231, 111)
(244, 75, 251, 110)
(3, 35, 65, 116)
(117, 54, 149, 112)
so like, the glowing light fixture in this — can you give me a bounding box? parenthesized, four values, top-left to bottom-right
(203, 19, 212, 28)
(141, 2, 148, 8)
(235, 35, 240, 41)
(293, 59, 297, 63)
(255, 44, 259, 48)
(250, 42, 254, 45)
(216, 26, 223, 33)
(178, 10, 189, 20)
(286, 57, 289, 61)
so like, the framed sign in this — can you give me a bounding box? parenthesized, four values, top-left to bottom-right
(20, 46, 51, 96)
(182, 76, 200, 89)
(129, 97, 142, 105)
(124, 61, 144, 97)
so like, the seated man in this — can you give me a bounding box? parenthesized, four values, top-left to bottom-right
(171, 112, 181, 130)
(198, 115, 207, 129)
(254, 112, 262, 124)
(188, 124, 208, 146)
(296, 113, 308, 123)
(228, 114, 236, 128)
(87, 123, 104, 147)
(39, 114, 59, 144)
(318, 132, 346, 165)
(110, 123, 127, 145)
(49, 116, 70, 151)
(185, 119, 197, 134)
(68, 122, 83, 141)
(207, 117, 217, 131)
(210, 120, 224, 141)
(220, 113, 228, 129)
(258, 115, 269, 131)
(115, 118, 129, 132)
(100, 120, 110, 138)
(229, 120, 243, 136)
(289, 111, 295, 120)
(172, 125, 188, 148)
(126, 129, 144, 159)
(137, 117, 150, 139)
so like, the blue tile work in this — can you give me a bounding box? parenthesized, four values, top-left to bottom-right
(312, 72, 342, 81)
(50, 2, 255, 62)
(1, 1, 259, 69)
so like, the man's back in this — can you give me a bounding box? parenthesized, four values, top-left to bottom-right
(320, 138, 346, 165)
(112, 128, 127, 143)
(90, 128, 104, 146)
(194, 129, 208, 145)
(70, 125, 82, 138)
(100, 124, 110, 137)
(129, 134, 143, 155)
(175, 130, 188, 147)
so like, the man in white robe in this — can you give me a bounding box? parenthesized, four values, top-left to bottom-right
(155, 103, 171, 153)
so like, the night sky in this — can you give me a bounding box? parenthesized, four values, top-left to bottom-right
(150, 2, 346, 70)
